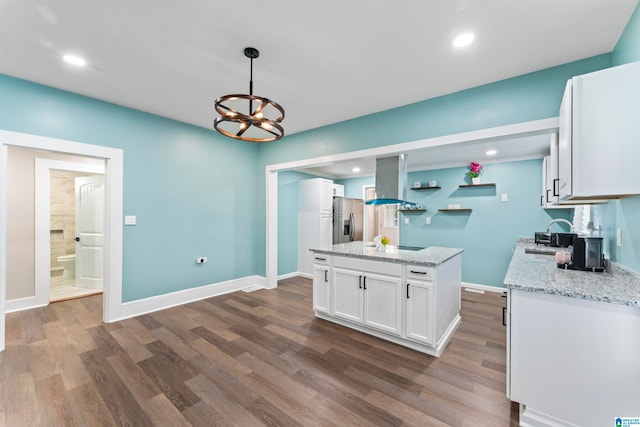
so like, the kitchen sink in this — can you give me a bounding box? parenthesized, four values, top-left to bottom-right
(398, 245, 426, 251)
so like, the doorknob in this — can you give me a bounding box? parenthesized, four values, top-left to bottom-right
(75, 237, 80, 242)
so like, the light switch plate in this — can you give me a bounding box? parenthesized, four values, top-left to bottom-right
(501, 193, 508, 202)
(124, 215, 137, 225)
(617, 228, 622, 247)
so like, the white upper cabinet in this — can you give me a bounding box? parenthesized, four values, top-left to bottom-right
(299, 178, 333, 214)
(558, 61, 640, 201)
(541, 133, 560, 208)
(332, 184, 345, 198)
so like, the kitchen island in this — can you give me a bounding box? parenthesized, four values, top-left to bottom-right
(504, 238, 640, 427)
(310, 242, 463, 357)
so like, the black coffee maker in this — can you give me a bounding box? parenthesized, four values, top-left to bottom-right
(571, 237, 605, 272)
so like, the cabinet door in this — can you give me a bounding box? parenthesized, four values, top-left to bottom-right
(320, 179, 334, 214)
(558, 79, 573, 200)
(548, 133, 559, 205)
(363, 273, 402, 336)
(313, 263, 331, 313)
(319, 216, 332, 249)
(405, 280, 435, 346)
(332, 268, 363, 323)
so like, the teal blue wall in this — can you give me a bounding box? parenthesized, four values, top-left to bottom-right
(259, 55, 612, 169)
(335, 177, 375, 199)
(592, 1, 640, 274)
(338, 160, 573, 287)
(256, 55, 612, 276)
(277, 171, 319, 275)
(0, 75, 260, 302)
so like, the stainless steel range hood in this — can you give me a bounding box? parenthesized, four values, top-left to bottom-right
(365, 155, 415, 206)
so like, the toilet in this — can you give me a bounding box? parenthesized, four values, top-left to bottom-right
(57, 254, 76, 280)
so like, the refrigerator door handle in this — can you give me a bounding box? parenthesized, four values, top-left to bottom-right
(349, 212, 355, 241)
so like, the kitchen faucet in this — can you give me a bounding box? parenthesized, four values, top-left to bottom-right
(546, 218, 574, 234)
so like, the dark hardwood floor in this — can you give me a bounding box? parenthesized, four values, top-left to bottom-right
(1, 277, 519, 426)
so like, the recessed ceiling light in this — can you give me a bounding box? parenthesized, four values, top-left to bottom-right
(62, 54, 87, 67)
(486, 149, 497, 156)
(352, 167, 361, 173)
(452, 33, 474, 48)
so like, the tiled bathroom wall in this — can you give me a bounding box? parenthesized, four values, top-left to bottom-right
(50, 170, 90, 276)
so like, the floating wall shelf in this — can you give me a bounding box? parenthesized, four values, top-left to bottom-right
(411, 186, 441, 191)
(438, 208, 472, 212)
(398, 209, 427, 213)
(459, 183, 496, 188)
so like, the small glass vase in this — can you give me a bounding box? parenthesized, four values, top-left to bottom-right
(472, 177, 480, 185)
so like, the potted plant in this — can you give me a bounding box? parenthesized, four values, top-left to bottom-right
(468, 162, 483, 184)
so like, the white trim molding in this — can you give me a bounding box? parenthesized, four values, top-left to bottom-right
(265, 118, 560, 289)
(461, 282, 506, 293)
(111, 275, 267, 322)
(34, 159, 105, 309)
(0, 130, 123, 352)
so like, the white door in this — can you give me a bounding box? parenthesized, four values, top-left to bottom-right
(363, 272, 402, 336)
(75, 175, 105, 289)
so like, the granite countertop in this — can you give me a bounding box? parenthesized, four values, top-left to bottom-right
(310, 241, 463, 266)
(504, 238, 640, 307)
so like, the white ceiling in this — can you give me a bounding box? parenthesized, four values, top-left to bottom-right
(1, 0, 637, 137)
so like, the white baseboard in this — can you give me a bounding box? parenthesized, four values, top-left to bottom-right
(110, 275, 267, 322)
(5, 275, 268, 320)
(276, 271, 301, 280)
(519, 404, 578, 427)
(461, 281, 505, 293)
(297, 272, 313, 279)
(4, 295, 48, 313)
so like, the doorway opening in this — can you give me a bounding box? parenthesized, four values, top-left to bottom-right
(364, 185, 399, 245)
(1, 129, 124, 352)
(49, 170, 105, 302)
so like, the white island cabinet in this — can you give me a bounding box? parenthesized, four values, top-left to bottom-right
(332, 256, 403, 336)
(312, 254, 331, 314)
(311, 243, 463, 357)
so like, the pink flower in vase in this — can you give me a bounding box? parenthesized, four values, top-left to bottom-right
(468, 162, 483, 178)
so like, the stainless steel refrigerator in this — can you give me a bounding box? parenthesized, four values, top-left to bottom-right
(333, 197, 364, 243)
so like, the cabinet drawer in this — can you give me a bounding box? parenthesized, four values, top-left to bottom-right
(333, 256, 401, 276)
(312, 254, 331, 265)
(405, 265, 434, 281)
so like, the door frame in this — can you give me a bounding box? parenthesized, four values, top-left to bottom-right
(33, 160, 105, 308)
(0, 130, 123, 352)
(264, 118, 559, 289)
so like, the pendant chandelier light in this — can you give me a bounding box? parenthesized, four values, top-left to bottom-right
(214, 47, 285, 143)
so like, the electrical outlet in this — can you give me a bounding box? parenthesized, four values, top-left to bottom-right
(404, 217, 409, 224)
(426, 217, 431, 225)
(196, 257, 208, 264)
(501, 193, 508, 202)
